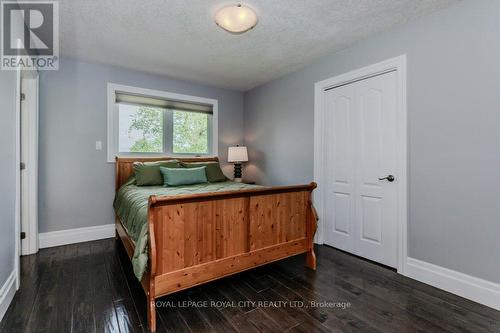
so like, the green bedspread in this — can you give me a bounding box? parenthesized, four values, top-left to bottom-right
(113, 178, 260, 280)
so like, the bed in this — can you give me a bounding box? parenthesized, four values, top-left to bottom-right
(114, 156, 318, 332)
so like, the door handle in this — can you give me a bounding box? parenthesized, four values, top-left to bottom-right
(378, 175, 395, 182)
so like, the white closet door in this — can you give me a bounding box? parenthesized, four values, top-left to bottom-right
(323, 71, 398, 268)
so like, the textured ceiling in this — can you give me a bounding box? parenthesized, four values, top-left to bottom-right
(59, 0, 458, 91)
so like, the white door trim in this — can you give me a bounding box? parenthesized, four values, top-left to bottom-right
(20, 72, 39, 255)
(14, 61, 21, 289)
(313, 55, 408, 274)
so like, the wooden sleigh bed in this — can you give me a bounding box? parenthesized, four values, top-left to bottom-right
(114, 156, 318, 332)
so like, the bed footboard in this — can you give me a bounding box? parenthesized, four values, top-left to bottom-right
(145, 183, 318, 331)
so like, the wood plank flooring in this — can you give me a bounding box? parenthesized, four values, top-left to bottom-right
(1, 238, 498, 332)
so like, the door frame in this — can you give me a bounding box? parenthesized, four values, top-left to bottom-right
(313, 55, 408, 274)
(14, 63, 21, 289)
(20, 71, 39, 256)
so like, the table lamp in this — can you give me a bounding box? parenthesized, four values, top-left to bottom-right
(228, 145, 248, 182)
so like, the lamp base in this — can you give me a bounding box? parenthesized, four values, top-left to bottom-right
(233, 163, 243, 181)
(233, 177, 243, 183)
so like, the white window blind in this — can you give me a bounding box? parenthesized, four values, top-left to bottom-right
(115, 92, 213, 114)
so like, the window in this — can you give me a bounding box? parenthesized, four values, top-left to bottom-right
(118, 104, 164, 153)
(108, 84, 218, 162)
(173, 110, 209, 154)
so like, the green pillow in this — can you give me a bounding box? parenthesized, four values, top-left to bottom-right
(133, 160, 180, 186)
(160, 166, 208, 186)
(181, 162, 226, 182)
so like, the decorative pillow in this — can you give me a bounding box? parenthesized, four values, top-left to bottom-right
(160, 166, 208, 186)
(133, 160, 180, 186)
(181, 162, 227, 182)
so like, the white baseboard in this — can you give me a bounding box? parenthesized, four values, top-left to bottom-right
(405, 257, 500, 310)
(39, 224, 115, 249)
(0, 271, 16, 323)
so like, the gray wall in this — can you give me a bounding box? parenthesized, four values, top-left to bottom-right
(244, 0, 500, 283)
(39, 58, 244, 233)
(0, 71, 17, 286)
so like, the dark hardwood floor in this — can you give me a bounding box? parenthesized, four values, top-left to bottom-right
(1, 239, 499, 333)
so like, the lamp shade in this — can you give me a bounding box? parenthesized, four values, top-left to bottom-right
(228, 146, 248, 162)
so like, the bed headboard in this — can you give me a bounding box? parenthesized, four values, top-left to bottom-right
(115, 156, 219, 190)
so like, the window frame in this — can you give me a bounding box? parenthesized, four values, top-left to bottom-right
(107, 83, 218, 163)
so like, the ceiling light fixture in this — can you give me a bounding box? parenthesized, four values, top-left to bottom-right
(215, 4, 258, 34)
